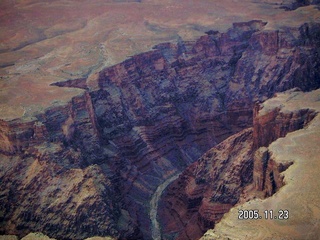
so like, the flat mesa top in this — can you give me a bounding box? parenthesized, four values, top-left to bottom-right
(259, 88, 320, 116)
(1, 0, 320, 121)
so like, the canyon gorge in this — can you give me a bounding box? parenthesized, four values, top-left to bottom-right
(1, 1, 320, 240)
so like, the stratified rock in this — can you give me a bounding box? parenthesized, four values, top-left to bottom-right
(90, 21, 320, 237)
(158, 128, 253, 240)
(0, 154, 121, 239)
(1, 20, 320, 239)
(253, 90, 317, 149)
(160, 88, 318, 239)
(201, 88, 320, 240)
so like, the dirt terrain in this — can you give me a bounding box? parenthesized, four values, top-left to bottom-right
(1, 0, 320, 120)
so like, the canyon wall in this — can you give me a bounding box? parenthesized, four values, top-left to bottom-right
(0, 20, 320, 239)
(158, 128, 254, 240)
(158, 89, 317, 239)
(252, 93, 317, 197)
(201, 89, 320, 240)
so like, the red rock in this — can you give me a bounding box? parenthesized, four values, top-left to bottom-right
(1, 20, 320, 239)
(158, 128, 253, 239)
(159, 88, 317, 238)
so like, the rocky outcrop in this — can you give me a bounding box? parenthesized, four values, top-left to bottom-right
(200, 89, 320, 240)
(159, 88, 318, 239)
(0, 154, 121, 239)
(252, 146, 293, 198)
(252, 89, 317, 197)
(1, 20, 320, 239)
(0, 232, 116, 240)
(0, 92, 99, 156)
(253, 95, 317, 149)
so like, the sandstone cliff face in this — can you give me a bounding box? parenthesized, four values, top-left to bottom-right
(252, 89, 317, 197)
(253, 97, 317, 149)
(0, 92, 100, 159)
(201, 89, 320, 240)
(158, 88, 317, 239)
(1, 21, 320, 239)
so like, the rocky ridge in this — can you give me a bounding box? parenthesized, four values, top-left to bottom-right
(0, 20, 320, 239)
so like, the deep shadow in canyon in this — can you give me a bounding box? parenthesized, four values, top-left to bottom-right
(0, 20, 320, 239)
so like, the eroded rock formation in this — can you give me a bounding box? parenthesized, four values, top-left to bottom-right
(252, 93, 317, 197)
(158, 128, 254, 240)
(201, 88, 320, 240)
(158, 89, 317, 239)
(0, 20, 320, 239)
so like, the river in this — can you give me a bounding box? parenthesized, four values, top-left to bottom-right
(149, 173, 181, 240)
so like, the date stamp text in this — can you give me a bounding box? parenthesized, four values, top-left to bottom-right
(238, 209, 289, 220)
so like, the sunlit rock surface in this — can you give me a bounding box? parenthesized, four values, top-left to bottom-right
(159, 88, 318, 239)
(201, 89, 320, 240)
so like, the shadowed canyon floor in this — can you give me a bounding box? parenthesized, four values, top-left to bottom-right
(1, 1, 320, 240)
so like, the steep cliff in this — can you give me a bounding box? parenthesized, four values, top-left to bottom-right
(159, 89, 317, 239)
(1, 20, 320, 239)
(201, 88, 320, 240)
(158, 128, 253, 240)
(89, 21, 320, 238)
(252, 90, 317, 197)
(0, 153, 121, 239)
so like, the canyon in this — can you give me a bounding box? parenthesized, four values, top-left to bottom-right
(201, 88, 320, 240)
(1, 1, 320, 240)
(158, 88, 318, 239)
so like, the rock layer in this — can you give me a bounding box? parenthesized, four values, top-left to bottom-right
(0, 154, 121, 239)
(159, 88, 317, 239)
(158, 128, 254, 240)
(201, 89, 320, 240)
(252, 91, 317, 197)
(0, 21, 320, 239)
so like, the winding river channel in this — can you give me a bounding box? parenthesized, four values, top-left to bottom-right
(149, 173, 181, 240)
